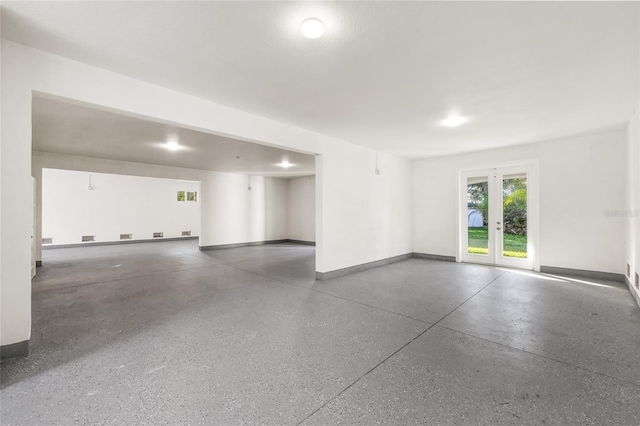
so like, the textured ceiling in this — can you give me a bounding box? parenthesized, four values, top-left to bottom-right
(32, 97, 315, 177)
(3, 1, 639, 158)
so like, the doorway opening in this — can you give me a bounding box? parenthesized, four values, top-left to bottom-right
(32, 95, 317, 275)
(459, 162, 539, 270)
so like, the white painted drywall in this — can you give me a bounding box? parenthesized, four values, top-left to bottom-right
(42, 169, 200, 245)
(199, 172, 289, 246)
(266, 177, 289, 241)
(320, 147, 413, 270)
(33, 151, 290, 254)
(2, 40, 413, 347)
(287, 176, 315, 242)
(413, 129, 627, 274)
(625, 102, 640, 304)
(33, 151, 203, 262)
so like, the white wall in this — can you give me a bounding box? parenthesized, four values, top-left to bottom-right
(413, 129, 627, 274)
(624, 0, 640, 306)
(33, 151, 203, 262)
(287, 176, 315, 242)
(320, 148, 413, 270)
(199, 172, 289, 246)
(34, 151, 290, 252)
(625, 103, 640, 304)
(42, 169, 201, 245)
(1, 39, 413, 348)
(266, 177, 289, 242)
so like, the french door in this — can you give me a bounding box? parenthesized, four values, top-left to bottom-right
(460, 164, 536, 270)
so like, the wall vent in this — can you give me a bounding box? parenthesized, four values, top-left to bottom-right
(82, 235, 95, 242)
(635, 273, 639, 288)
(42, 237, 53, 245)
(182, 231, 191, 236)
(627, 263, 631, 277)
(120, 234, 132, 240)
(153, 232, 164, 238)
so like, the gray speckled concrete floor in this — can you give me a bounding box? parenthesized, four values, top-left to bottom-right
(2, 241, 639, 425)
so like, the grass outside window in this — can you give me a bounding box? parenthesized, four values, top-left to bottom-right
(467, 227, 527, 258)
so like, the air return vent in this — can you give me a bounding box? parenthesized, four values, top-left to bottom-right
(120, 234, 132, 240)
(182, 231, 191, 236)
(153, 232, 164, 238)
(42, 237, 53, 245)
(82, 235, 95, 242)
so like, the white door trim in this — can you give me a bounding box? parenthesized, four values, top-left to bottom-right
(456, 159, 540, 271)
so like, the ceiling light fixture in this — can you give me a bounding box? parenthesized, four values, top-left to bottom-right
(301, 18, 324, 39)
(166, 140, 180, 151)
(440, 115, 468, 128)
(278, 160, 293, 168)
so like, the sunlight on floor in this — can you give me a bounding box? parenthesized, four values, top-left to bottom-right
(543, 274, 617, 289)
(497, 268, 563, 282)
(497, 268, 617, 289)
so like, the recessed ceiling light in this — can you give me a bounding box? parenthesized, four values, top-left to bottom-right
(155, 137, 186, 152)
(301, 19, 324, 39)
(278, 160, 293, 168)
(440, 115, 468, 128)
(166, 140, 180, 151)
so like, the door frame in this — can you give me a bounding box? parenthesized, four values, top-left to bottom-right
(31, 176, 37, 279)
(456, 159, 540, 271)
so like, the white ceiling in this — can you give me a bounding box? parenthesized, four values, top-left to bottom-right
(32, 96, 316, 177)
(3, 1, 639, 158)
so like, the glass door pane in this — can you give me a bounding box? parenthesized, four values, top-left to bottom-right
(461, 165, 534, 270)
(501, 174, 527, 259)
(466, 176, 490, 257)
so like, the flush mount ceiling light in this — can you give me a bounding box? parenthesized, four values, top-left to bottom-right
(278, 160, 293, 168)
(166, 140, 180, 151)
(440, 115, 468, 128)
(301, 18, 324, 39)
(154, 137, 186, 152)
(162, 135, 186, 152)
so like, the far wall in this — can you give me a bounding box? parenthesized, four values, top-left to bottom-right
(198, 172, 290, 247)
(42, 169, 201, 245)
(287, 176, 315, 242)
(33, 151, 315, 260)
(413, 129, 626, 274)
